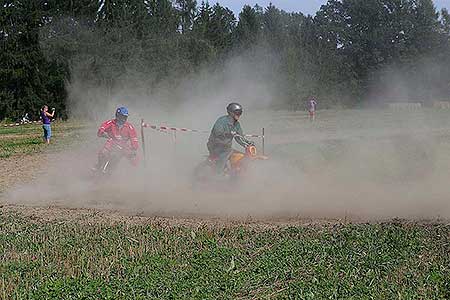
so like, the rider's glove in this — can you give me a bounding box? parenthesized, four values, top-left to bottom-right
(100, 132, 109, 139)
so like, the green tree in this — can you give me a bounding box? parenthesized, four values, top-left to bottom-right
(442, 8, 450, 35)
(175, 0, 197, 34)
(0, 0, 68, 120)
(1, 0, 450, 120)
(235, 5, 263, 48)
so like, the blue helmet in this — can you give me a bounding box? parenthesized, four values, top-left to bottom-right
(115, 106, 129, 125)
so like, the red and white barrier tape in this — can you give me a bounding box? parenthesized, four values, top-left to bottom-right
(141, 122, 263, 138)
(3, 120, 41, 127)
(142, 123, 209, 134)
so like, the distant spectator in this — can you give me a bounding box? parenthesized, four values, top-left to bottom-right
(40, 105, 55, 144)
(307, 97, 317, 121)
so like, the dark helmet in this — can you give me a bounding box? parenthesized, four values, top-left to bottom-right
(115, 106, 129, 125)
(226, 102, 243, 115)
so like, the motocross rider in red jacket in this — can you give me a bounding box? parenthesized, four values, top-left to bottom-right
(94, 107, 139, 171)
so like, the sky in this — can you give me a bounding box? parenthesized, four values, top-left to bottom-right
(214, 0, 449, 16)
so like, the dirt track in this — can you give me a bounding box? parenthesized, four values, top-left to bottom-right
(1, 203, 349, 229)
(0, 154, 44, 194)
(0, 147, 334, 224)
(2, 110, 450, 222)
(0, 151, 412, 224)
(0, 149, 341, 226)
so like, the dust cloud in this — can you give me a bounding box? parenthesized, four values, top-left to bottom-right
(5, 41, 450, 221)
(367, 56, 450, 106)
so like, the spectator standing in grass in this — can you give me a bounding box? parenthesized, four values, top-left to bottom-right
(308, 97, 317, 121)
(40, 105, 55, 144)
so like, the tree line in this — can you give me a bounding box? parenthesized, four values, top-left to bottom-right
(1, 0, 449, 120)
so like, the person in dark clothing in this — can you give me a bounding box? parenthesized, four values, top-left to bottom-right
(207, 102, 254, 174)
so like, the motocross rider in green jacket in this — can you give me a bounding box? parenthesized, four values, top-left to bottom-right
(207, 103, 254, 174)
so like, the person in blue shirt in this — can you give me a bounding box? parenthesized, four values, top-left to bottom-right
(207, 102, 254, 174)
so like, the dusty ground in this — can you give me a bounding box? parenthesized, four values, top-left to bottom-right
(1, 110, 450, 222)
(0, 142, 330, 225)
(0, 154, 44, 194)
(0, 146, 416, 224)
(0, 203, 348, 229)
(0, 150, 345, 227)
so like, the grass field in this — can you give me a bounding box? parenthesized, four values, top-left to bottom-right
(0, 110, 449, 299)
(1, 209, 449, 299)
(0, 122, 88, 159)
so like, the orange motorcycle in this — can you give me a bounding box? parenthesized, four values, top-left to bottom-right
(193, 137, 268, 187)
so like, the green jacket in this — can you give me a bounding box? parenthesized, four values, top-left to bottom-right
(207, 115, 246, 153)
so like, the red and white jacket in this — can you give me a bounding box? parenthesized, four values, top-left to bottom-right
(98, 119, 139, 150)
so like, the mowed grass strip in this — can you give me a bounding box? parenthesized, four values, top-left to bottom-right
(0, 212, 448, 299)
(0, 122, 87, 158)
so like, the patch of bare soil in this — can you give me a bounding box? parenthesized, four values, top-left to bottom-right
(2, 204, 447, 230)
(0, 149, 344, 226)
(0, 154, 44, 194)
(0, 203, 364, 229)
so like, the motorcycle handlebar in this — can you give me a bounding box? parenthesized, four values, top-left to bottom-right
(104, 137, 125, 151)
(232, 132, 255, 148)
